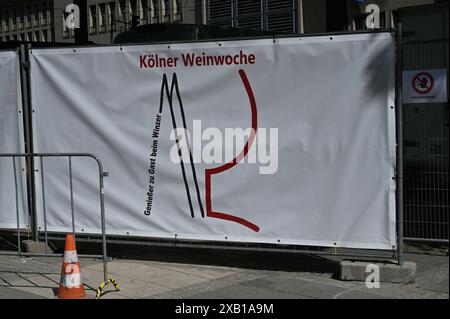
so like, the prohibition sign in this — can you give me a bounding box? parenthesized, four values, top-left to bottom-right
(412, 72, 434, 94)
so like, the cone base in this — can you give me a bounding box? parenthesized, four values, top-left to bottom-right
(58, 285, 86, 299)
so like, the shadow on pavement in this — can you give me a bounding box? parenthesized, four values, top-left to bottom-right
(0, 270, 58, 290)
(2, 231, 338, 275)
(75, 242, 340, 274)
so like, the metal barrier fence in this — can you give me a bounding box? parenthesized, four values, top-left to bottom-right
(402, 38, 449, 243)
(1, 29, 406, 268)
(0, 153, 110, 283)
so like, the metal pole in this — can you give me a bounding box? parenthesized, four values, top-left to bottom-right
(202, 0, 207, 25)
(261, 0, 267, 31)
(97, 161, 109, 282)
(19, 44, 38, 241)
(69, 156, 76, 238)
(231, 0, 237, 28)
(74, 0, 89, 44)
(40, 157, 49, 255)
(27, 43, 38, 241)
(13, 157, 21, 254)
(395, 23, 404, 266)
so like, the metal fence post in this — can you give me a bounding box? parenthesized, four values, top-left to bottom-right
(95, 158, 109, 283)
(26, 43, 39, 242)
(19, 44, 38, 241)
(12, 156, 21, 254)
(396, 23, 404, 266)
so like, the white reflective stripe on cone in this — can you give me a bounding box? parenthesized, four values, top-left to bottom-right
(64, 250, 78, 263)
(61, 273, 82, 288)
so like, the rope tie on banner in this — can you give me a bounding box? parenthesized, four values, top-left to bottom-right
(96, 278, 120, 299)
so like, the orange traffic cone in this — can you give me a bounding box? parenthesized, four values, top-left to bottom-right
(58, 234, 86, 299)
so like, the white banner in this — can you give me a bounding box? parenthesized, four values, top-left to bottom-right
(402, 69, 448, 104)
(30, 33, 396, 249)
(0, 51, 28, 230)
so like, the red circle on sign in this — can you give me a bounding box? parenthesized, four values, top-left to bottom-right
(412, 72, 434, 95)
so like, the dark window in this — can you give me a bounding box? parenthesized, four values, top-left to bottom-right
(326, 0, 347, 32)
(209, 0, 233, 27)
(174, 0, 182, 21)
(109, 2, 117, 31)
(142, 0, 149, 22)
(119, 0, 127, 21)
(164, 0, 171, 17)
(99, 3, 107, 32)
(18, 8, 24, 29)
(151, 0, 159, 22)
(236, 0, 261, 30)
(12, 8, 17, 30)
(26, 6, 32, 28)
(89, 5, 97, 34)
(267, 0, 297, 33)
(130, 0, 137, 16)
(4, 10, 10, 32)
(62, 11, 70, 38)
(209, 0, 297, 32)
(41, 3, 47, 25)
(33, 5, 39, 27)
(391, 10, 399, 27)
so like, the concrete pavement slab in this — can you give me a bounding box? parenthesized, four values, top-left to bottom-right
(243, 277, 347, 299)
(93, 273, 171, 299)
(137, 261, 241, 280)
(86, 261, 210, 289)
(0, 286, 46, 299)
(188, 284, 307, 299)
(150, 270, 264, 299)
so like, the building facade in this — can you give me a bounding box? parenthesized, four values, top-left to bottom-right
(206, 0, 439, 34)
(2, 0, 444, 44)
(0, 0, 205, 44)
(0, 1, 54, 42)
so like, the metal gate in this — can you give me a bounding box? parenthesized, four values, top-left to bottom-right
(402, 38, 449, 243)
(0, 153, 110, 282)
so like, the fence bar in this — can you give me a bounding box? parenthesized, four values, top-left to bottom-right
(405, 237, 449, 244)
(97, 161, 109, 283)
(0, 251, 103, 258)
(39, 157, 49, 255)
(396, 23, 404, 266)
(12, 157, 21, 254)
(19, 44, 38, 242)
(68, 156, 76, 238)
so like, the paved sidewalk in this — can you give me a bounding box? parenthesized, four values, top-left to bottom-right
(0, 244, 448, 299)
